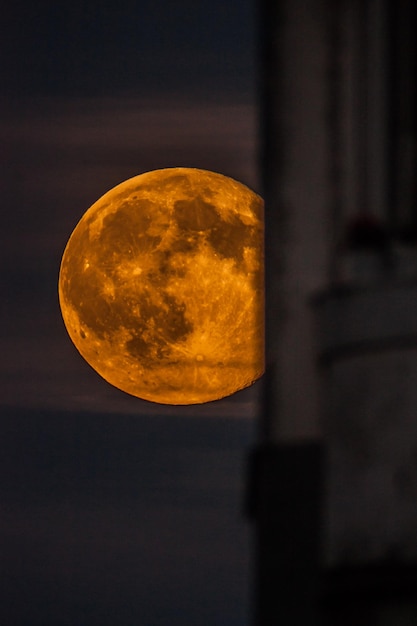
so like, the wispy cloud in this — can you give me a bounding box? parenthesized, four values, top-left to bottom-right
(1, 95, 261, 417)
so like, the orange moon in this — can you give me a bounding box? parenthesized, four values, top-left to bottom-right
(58, 168, 264, 405)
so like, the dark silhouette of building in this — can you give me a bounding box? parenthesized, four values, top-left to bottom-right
(252, 0, 417, 623)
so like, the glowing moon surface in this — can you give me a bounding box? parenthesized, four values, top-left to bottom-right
(59, 168, 264, 404)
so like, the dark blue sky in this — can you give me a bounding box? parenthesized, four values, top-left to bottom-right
(1, 2, 260, 625)
(0, 406, 255, 626)
(3, 0, 257, 98)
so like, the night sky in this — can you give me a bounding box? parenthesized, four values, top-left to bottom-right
(3, 0, 256, 98)
(1, 1, 260, 624)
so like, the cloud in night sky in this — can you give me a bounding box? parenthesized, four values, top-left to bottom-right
(0, 95, 260, 416)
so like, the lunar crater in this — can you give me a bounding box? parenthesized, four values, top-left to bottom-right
(59, 168, 264, 404)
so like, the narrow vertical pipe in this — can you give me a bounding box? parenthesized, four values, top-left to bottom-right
(368, 0, 389, 223)
(356, 0, 370, 215)
(258, 0, 285, 443)
(325, 0, 344, 285)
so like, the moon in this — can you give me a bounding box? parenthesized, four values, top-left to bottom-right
(58, 168, 264, 405)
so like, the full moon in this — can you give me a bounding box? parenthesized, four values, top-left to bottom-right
(59, 168, 264, 404)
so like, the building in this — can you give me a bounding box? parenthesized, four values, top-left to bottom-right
(252, 1, 417, 623)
